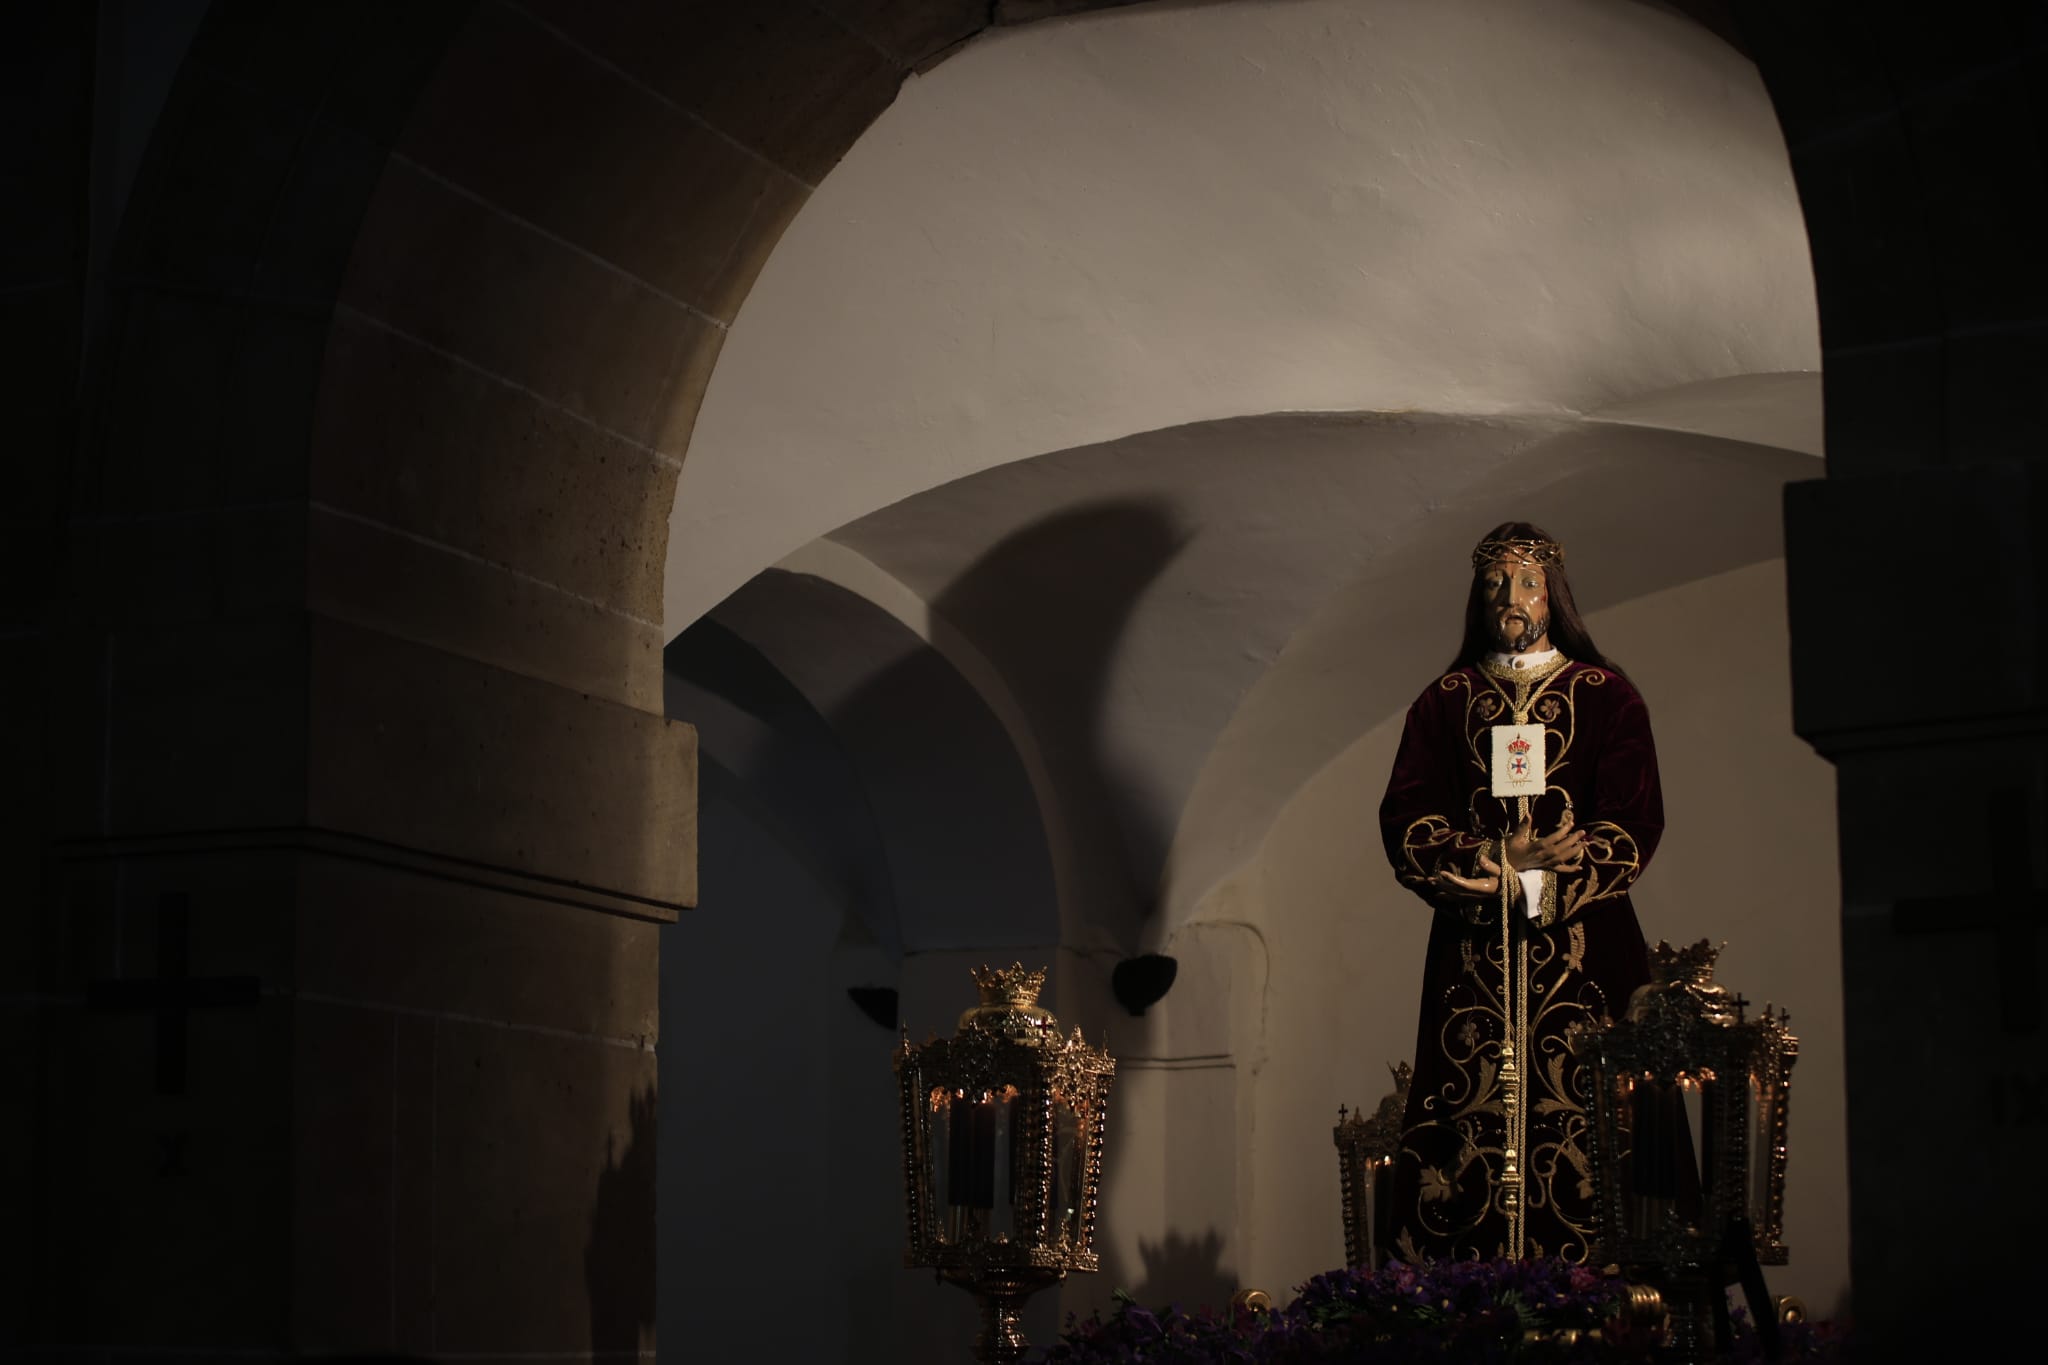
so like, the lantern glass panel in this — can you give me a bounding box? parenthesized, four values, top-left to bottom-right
(991, 1090, 1019, 1243)
(1053, 1095, 1085, 1247)
(1625, 1076, 1683, 1240)
(929, 1086, 954, 1243)
(1747, 1070, 1771, 1229)
(1680, 1077, 1706, 1197)
(934, 1086, 1025, 1245)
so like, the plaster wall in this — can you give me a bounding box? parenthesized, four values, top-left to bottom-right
(669, 0, 1817, 635)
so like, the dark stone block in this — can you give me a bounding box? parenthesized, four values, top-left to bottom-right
(1862, 3, 2038, 98)
(522, 0, 903, 184)
(39, 630, 113, 839)
(91, 286, 319, 516)
(308, 503, 667, 712)
(191, 0, 475, 145)
(1838, 895, 2042, 1356)
(0, 0, 92, 282)
(1944, 324, 2048, 465)
(32, 989, 294, 1345)
(819, 0, 987, 67)
(0, 284, 84, 429)
(294, 855, 661, 1040)
(65, 503, 308, 632)
(429, 1021, 656, 1352)
(340, 156, 724, 453)
(245, 115, 391, 308)
(1792, 114, 1944, 352)
(399, 1, 793, 309)
(309, 312, 677, 620)
(97, 287, 238, 517)
(217, 307, 326, 502)
(103, 611, 314, 837)
(1818, 340, 1945, 477)
(1785, 462, 2048, 746)
(323, 0, 479, 146)
(306, 614, 694, 907)
(290, 1001, 397, 1350)
(1724, 1, 1893, 142)
(391, 1012, 436, 1351)
(1903, 77, 2048, 332)
(122, 68, 311, 296)
(186, 0, 376, 119)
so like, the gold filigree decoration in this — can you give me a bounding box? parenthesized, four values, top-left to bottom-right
(1390, 917, 1613, 1264)
(1557, 822, 1643, 921)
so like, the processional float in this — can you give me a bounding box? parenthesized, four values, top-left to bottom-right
(1339, 940, 1802, 1365)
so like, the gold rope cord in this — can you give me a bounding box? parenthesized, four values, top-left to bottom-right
(1497, 794, 1530, 1258)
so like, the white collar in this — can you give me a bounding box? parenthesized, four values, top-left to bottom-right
(1484, 647, 1561, 672)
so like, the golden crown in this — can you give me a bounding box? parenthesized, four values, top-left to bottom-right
(1647, 938, 1724, 987)
(1471, 536, 1564, 571)
(971, 962, 1048, 1007)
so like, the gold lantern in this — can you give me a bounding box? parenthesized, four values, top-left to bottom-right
(895, 963, 1116, 1365)
(1571, 940, 1798, 1363)
(1332, 1062, 1412, 1269)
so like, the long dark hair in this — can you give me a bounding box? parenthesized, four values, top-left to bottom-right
(1447, 521, 1620, 673)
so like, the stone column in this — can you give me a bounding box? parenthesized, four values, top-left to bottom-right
(32, 600, 694, 1356)
(1751, 0, 2048, 1349)
(1787, 469, 2045, 1351)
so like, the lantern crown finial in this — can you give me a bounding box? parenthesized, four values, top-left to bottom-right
(1647, 938, 1723, 988)
(956, 963, 1059, 1033)
(1629, 939, 1739, 1027)
(971, 962, 1047, 1008)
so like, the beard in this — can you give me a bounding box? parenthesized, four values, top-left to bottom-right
(1491, 610, 1550, 653)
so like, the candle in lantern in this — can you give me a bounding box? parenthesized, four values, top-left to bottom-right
(947, 1093, 999, 1209)
(946, 1096, 995, 1211)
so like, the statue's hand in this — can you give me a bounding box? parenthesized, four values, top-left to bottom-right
(1436, 859, 1518, 905)
(1504, 808, 1585, 873)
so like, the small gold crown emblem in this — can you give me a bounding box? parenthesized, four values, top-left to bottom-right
(1507, 737, 1531, 755)
(971, 962, 1048, 1007)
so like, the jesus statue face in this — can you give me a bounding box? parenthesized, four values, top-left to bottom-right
(1480, 558, 1552, 654)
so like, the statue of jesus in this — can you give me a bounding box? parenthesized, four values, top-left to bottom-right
(1377, 521, 1665, 1263)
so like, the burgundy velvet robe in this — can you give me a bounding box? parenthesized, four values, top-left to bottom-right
(1377, 657, 1663, 1263)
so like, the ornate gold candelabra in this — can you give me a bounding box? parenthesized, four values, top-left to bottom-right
(895, 964, 1117, 1365)
(1332, 1062, 1412, 1269)
(1571, 941, 1799, 1364)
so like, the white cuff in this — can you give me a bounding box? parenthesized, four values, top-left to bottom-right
(1518, 868, 1546, 921)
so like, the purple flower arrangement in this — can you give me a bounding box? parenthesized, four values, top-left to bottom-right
(1034, 1259, 1845, 1364)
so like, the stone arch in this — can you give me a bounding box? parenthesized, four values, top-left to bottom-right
(19, 0, 2046, 1356)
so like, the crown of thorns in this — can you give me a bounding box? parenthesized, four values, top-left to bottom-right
(1471, 536, 1565, 571)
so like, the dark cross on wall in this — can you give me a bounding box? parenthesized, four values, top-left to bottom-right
(1892, 790, 2045, 1035)
(86, 891, 261, 1095)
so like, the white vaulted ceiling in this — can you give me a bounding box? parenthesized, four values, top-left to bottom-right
(664, 0, 1822, 942)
